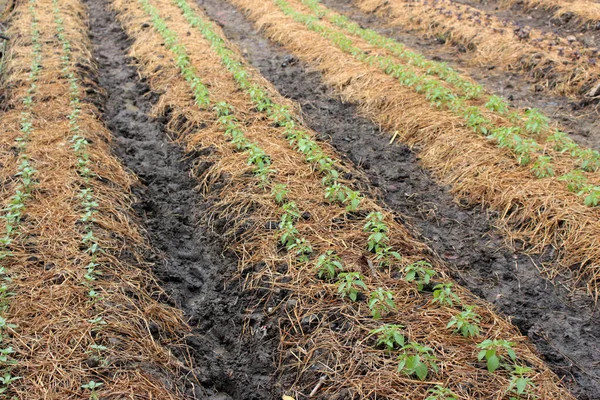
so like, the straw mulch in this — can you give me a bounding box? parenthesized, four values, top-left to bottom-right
(112, 0, 575, 397)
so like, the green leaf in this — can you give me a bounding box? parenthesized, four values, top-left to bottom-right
(415, 362, 428, 380)
(487, 354, 500, 372)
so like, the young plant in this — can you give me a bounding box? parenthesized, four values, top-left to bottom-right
(531, 156, 554, 178)
(477, 339, 517, 372)
(271, 184, 289, 204)
(288, 238, 313, 262)
(432, 282, 460, 307)
(368, 288, 396, 319)
(508, 365, 538, 399)
(81, 380, 103, 400)
(558, 170, 587, 193)
(363, 212, 390, 254)
(315, 250, 343, 280)
(426, 385, 459, 400)
(343, 189, 362, 212)
(369, 324, 405, 351)
(578, 185, 600, 207)
(397, 342, 439, 381)
(337, 272, 367, 301)
(447, 306, 481, 337)
(524, 108, 548, 135)
(404, 261, 436, 291)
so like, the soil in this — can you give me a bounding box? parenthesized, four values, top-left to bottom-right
(322, 0, 600, 150)
(198, 0, 600, 398)
(84, 0, 281, 398)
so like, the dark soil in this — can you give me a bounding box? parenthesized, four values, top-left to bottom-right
(321, 0, 600, 150)
(84, 0, 280, 398)
(199, 0, 600, 398)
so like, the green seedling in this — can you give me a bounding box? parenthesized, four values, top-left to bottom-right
(271, 184, 289, 204)
(404, 261, 436, 291)
(397, 342, 439, 381)
(81, 380, 103, 400)
(508, 365, 538, 399)
(426, 385, 459, 400)
(432, 282, 460, 307)
(368, 288, 396, 319)
(558, 170, 587, 193)
(477, 339, 517, 372)
(315, 250, 343, 280)
(447, 306, 481, 337)
(531, 156, 554, 178)
(369, 324, 405, 351)
(337, 272, 367, 301)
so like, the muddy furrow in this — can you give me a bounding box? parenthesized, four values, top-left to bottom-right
(198, 0, 600, 398)
(85, 0, 279, 398)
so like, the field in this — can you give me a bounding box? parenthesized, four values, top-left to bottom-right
(0, 0, 599, 399)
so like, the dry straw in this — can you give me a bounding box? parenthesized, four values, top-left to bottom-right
(231, 0, 600, 297)
(0, 0, 188, 397)
(113, 0, 574, 397)
(355, 0, 600, 97)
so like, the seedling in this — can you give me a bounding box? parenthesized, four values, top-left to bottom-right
(81, 380, 103, 400)
(485, 95, 508, 113)
(315, 250, 343, 280)
(578, 185, 600, 207)
(426, 385, 459, 400)
(397, 342, 439, 381)
(524, 109, 548, 135)
(369, 324, 405, 350)
(404, 261, 436, 291)
(288, 238, 313, 262)
(447, 306, 481, 337)
(432, 282, 460, 307)
(271, 184, 289, 204)
(508, 365, 538, 399)
(368, 288, 396, 319)
(337, 272, 367, 301)
(558, 170, 587, 193)
(531, 156, 554, 178)
(476, 339, 517, 372)
(343, 189, 362, 212)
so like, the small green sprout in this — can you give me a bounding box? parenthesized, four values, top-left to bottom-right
(397, 342, 439, 381)
(81, 380, 103, 400)
(315, 250, 343, 280)
(337, 272, 367, 301)
(426, 385, 459, 400)
(477, 339, 517, 372)
(432, 282, 460, 307)
(369, 324, 405, 350)
(404, 261, 436, 291)
(447, 306, 481, 337)
(508, 365, 538, 399)
(368, 288, 396, 319)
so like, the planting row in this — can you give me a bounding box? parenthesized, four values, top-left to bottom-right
(353, 0, 600, 97)
(112, 0, 574, 397)
(282, 0, 600, 206)
(229, 0, 600, 295)
(0, 0, 186, 397)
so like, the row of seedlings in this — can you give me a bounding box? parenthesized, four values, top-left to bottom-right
(0, 0, 42, 394)
(229, 0, 600, 295)
(113, 0, 574, 397)
(52, 1, 108, 394)
(277, 0, 600, 207)
(0, 0, 188, 397)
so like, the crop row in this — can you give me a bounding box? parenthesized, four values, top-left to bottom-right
(279, 0, 600, 207)
(231, 0, 600, 294)
(114, 0, 574, 397)
(0, 0, 186, 397)
(0, 0, 41, 394)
